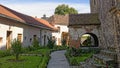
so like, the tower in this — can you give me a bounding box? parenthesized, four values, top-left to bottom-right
(90, 0, 99, 13)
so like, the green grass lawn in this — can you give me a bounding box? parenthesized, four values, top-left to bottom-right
(0, 56, 43, 68)
(26, 48, 51, 56)
(0, 48, 51, 68)
(0, 46, 67, 68)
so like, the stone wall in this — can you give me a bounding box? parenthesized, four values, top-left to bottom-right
(90, 0, 118, 48)
(90, 0, 100, 13)
(69, 25, 100, 47)
(90, 0, 120, 67)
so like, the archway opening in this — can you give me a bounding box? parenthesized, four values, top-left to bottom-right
(80, 33, 99, 47)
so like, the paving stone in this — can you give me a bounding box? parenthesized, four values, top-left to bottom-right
(47, 50, 70, 68)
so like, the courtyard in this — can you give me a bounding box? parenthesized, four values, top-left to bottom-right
(0, 0, 120, 68)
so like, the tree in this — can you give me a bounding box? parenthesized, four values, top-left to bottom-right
(32, 38, 40, 49)
(47, 37, 55, 49)
(82, 36, 92, 47)
(11, 39, 22, 60)
(55, 4, 78, 15)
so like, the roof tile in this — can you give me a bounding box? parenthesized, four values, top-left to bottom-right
(0, 4, 55, 30)
(69, 13, 100, 26)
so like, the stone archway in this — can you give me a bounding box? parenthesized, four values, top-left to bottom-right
(80, 33, 99, 47)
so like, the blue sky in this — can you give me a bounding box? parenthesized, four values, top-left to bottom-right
(0, 0, 90, 17)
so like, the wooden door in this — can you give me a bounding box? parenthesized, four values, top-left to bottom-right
(6, 31, 12, 49)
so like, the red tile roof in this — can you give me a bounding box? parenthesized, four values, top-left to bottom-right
(0, 4, 56, 30)
(35, 18, 58, 30)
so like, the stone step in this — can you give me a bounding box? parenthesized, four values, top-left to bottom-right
(100, 50, 117, 57)
(89, 58, 106, 68)
(100, 50, 117, 63)
(80, 58, 106, 68)
(92, 64, 106, 68)
(107, 46, 116, 52)
(93, 54, 114, 65)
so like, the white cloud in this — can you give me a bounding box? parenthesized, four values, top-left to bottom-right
(2, 2, 90, 18)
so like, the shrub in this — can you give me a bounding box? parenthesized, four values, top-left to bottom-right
(82, 36, 92, 46)
(62, 39, 66, 46)
(66, 47, 101, 66)
(67, 47, 81, 57)
(88, 47, 101, 54)
(11, 39, 22, 60)
(47, 37, 55, 49)
(32, 39, 40, 49)
(70, 57, 79, 65)
(21, 46, 33, 53)
(27, 46, 35, 51)
(0, 50, 12, 57)
(53, 45, 67, 51)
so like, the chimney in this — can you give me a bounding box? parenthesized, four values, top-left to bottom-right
(35, 16, 37, 18)
(41, 14, 48, 20)
(43, 14, 46, 18)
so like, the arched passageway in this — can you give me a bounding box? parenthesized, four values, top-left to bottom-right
(80, 33, 99, 47)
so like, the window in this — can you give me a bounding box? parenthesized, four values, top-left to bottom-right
(33, 35, 37, 40)
(44, 35, 46, 45)
(24, 37, 26, 40)
(17, 34, 22, 42)
(30, 38, 32, 42)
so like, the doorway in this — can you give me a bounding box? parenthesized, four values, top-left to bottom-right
(44, 35, 46, 45)
(6, 31, 12, 49)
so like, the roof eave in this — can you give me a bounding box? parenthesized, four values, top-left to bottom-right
(0, 14, 25, 23)
(68, 23, 101, 27)
(0, 14, 54, 30)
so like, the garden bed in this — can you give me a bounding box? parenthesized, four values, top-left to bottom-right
(66, 53, 93, 66)
(65, 47, 100, 66)
(0, 48, 51, 68)
(0, 56, 44, 68)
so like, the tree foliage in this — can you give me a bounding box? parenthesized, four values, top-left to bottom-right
(55, 4, 78, 15)
(11, 39, 22, 60)
(62, 39, 66, 46)
(32, 38, 40, 49)
(47, 37, 55, 49)
(82, 36, 92, 46)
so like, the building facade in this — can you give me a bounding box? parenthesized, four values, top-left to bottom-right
(68, 0, 120, 67)
(0, 5, 55, 49)
(90, 0, 120, 67)
(68, 13, 100, 47)
(42, 14, 69, 45)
